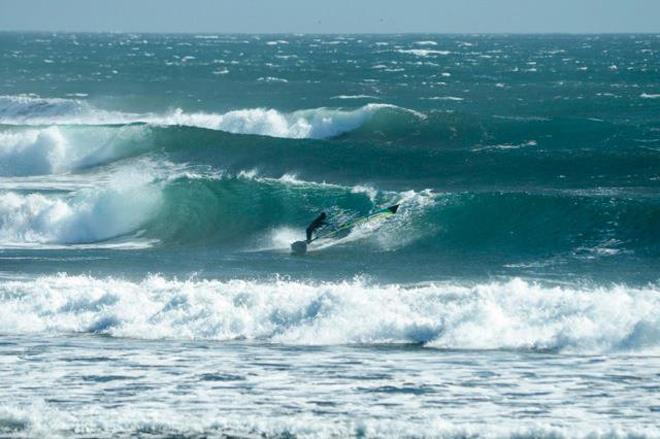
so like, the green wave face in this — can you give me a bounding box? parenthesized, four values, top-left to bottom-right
(123, 172, 660, 262)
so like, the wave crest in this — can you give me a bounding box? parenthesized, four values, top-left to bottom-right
(0, 125, 153, 176)
(0, 95, 422, 139)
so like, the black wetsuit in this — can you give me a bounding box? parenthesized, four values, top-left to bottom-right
(306, 212, 327, 243)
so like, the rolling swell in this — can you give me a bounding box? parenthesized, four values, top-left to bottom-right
(0, 95, 421, 139)
(3, 121, 658, 188)
(2, 95, 659, 188)
(157, 125, 660, 189)
(430, 190, 660, 256)
(0, 94, 658, 257)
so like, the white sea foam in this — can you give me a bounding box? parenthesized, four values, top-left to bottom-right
(0, 174, 99, 192)
(153, 104, 424, 139)
(473, 140, 538, 151)
(0, 128, 68, 176)
(330, 95, 380, 100)
(0, 164, 162, 247)
(423, 96, 464, 101)
(640, 92, 660, 99)
(1, 403, 656, 438)
(310, 216, 396, 252)
(250, 226, 303, 252)
(0, 275, 656, 353)
(257, 76, 288, 83)
(0, 95, 422, 140)
(398, 49, 451, 57)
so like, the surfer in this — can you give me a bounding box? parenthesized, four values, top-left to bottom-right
(306, 212, 327, 243)
(291, 204, 398, 254)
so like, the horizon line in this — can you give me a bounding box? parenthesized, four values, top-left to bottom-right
(1, 30, 659, 36)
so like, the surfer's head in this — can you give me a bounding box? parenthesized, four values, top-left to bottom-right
(320, 212, 327, 219)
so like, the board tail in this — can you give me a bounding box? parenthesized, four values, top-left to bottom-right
(290, 240, 308, 255)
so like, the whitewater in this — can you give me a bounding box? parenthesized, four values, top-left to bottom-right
(0, 32, 659, 438)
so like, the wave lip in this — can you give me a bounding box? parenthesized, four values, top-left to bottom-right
(0, 125, 153, 177)
(149, 102, 426, 139)
(148, 105, 385, 139)
(0, 275, 657, 353)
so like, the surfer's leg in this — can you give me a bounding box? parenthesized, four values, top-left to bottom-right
(306, 226, 313, 243)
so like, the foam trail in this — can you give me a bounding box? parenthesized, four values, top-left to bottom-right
(310, 205, 408, 252)
(0, 275, 656, 353)
(252, 226, 303, 252)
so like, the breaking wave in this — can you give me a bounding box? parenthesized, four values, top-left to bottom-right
(1, 161, 659, 258)
(2, 95, 657, 191)
(0, 162, 163, 247)
(0, 125, 153, 176)
(0, 274, 657, 353)
(0, 95, 422, 139)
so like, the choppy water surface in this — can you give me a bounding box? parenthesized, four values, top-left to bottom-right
(0, 33, 658, 437)
(1, 336, 658, 437)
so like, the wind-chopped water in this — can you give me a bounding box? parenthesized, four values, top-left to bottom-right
(0, 33, 658, 438)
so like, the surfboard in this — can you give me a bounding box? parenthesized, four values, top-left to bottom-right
(290, 204, 399, 255)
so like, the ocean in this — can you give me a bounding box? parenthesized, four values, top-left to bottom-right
(0, 32, 658, 437)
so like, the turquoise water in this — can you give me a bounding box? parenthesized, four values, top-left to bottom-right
(0, 33, 659, 437)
